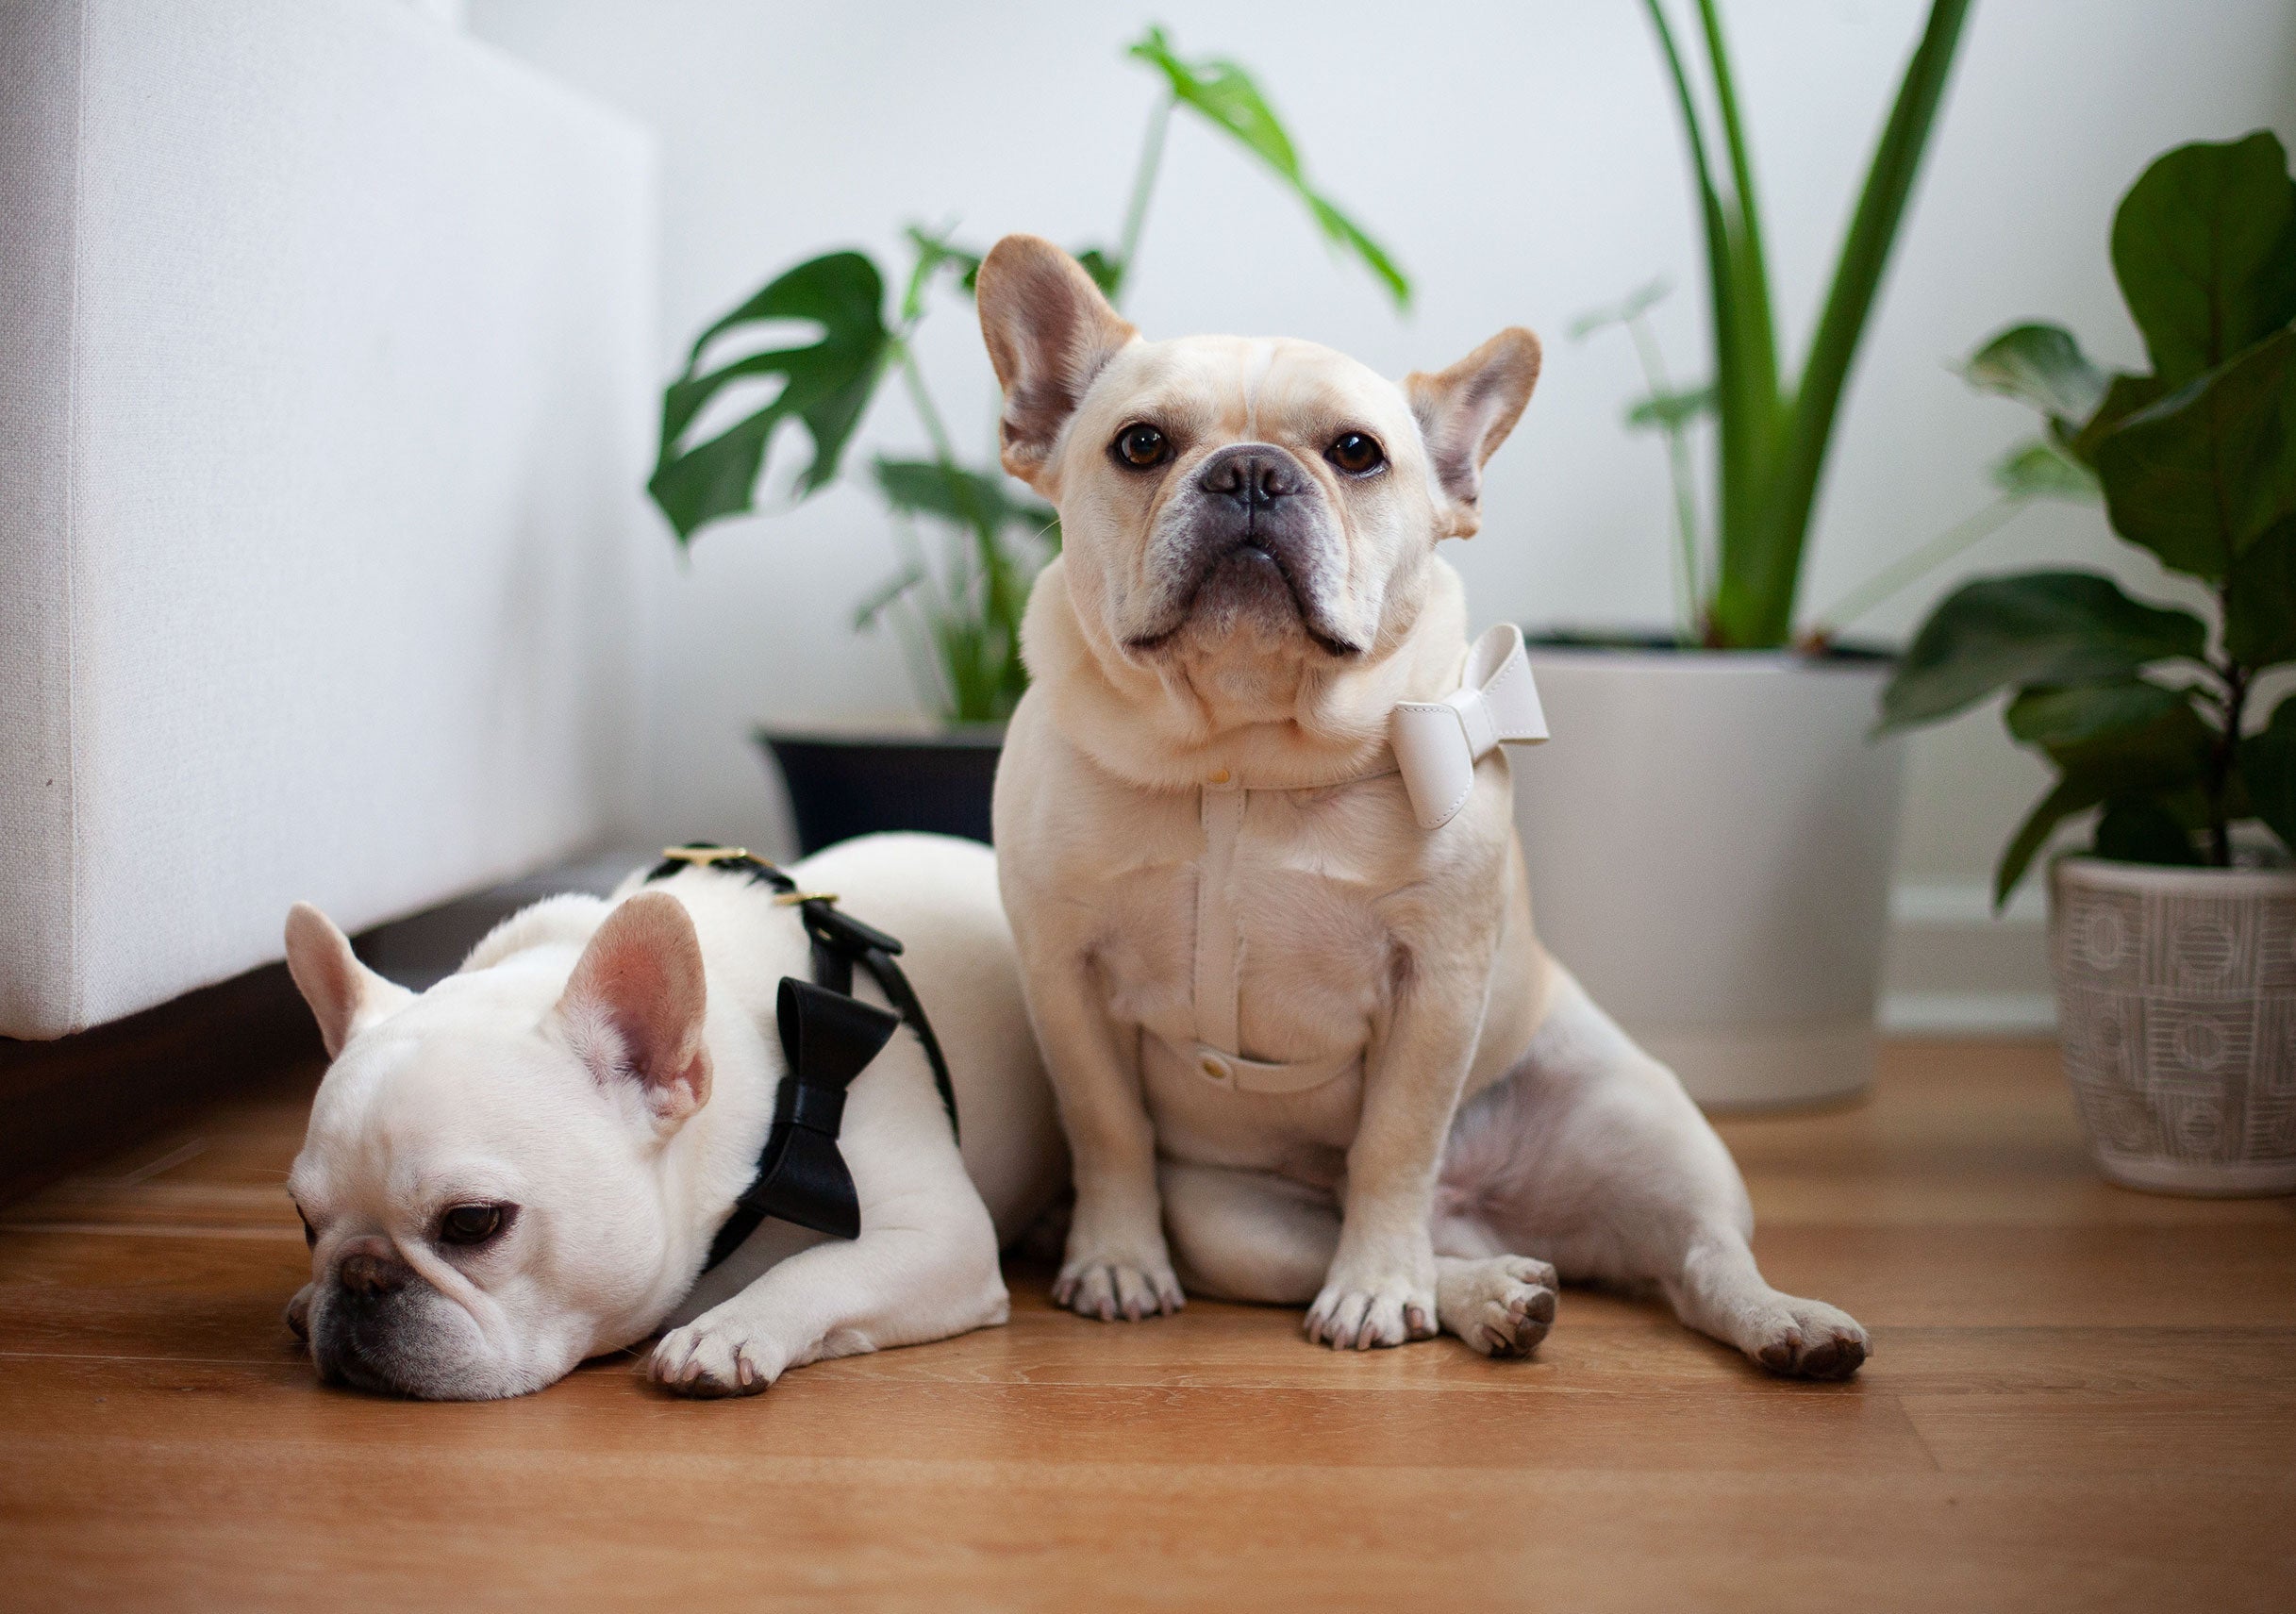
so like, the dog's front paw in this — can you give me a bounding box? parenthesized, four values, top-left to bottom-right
(1747, 1296, 1869, 1381)
(1437, 1256, 1557, 1358)
(1053, 1245, 1185, 1322)
(647, 1318, 788, 1398)
(1304, 1266, 1438, 1351)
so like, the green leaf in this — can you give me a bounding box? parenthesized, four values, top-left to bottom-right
(872, 458, 1059, 544)
(2093, 325, 2296, 579)
(1992, 681, 2218, 898)
(2004, 679, 2197, 759)
(1880, 571, 2210, 729)
(2060, 371, 2167, 466)
(1722, 0, 1973, 649)
(852, 562, 928, 632)
(1073, 248, 1124, 299)
(2110, 131, 2296, 390)
(1626, 385, 1716, 431)
(900, 226, 983, 322)
(2225, 516, 2296, 669)
(1963, 323, 2109, 424)
(2241, 692, 2296, 853)
(1570, 277, 1672, 341)
(2092, 795, 2203, 866)
(1990, 437, 2097, 502)
(1996, 773, 2106, 906)
(1126, 26, 1409, 308)
(649, 251, 892, 542)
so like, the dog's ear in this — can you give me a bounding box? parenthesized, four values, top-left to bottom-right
(976, 234, 1137, 490)
(551, 892, 711, 1126)
(1405, 328, 1542, 539)
(284, 903, 415, 1059)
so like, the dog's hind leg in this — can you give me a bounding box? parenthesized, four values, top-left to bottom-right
(1161, 1160, 1558, 1355)
(1440, 966, 1868, 1380)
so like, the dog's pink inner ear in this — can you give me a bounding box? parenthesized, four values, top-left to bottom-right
(975, 234, 1137, 487)
(556, 892, 712, 1124)
(284, 902, 412, 1059)
(1405, 327, 1543, 539)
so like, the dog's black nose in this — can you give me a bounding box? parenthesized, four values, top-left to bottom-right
(337, 1248, 411, 1299)
(1196, 445, 1300, 510)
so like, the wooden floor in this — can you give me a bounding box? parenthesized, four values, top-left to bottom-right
(1, 1040, 2290, 1612)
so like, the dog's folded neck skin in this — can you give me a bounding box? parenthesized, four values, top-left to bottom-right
(974, 234, 1539, 795)
(1022, 551, 1472, 793)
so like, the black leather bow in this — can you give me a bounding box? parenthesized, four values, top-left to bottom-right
(650, 845, 958, 1274)
(704, 978, 899, 1266)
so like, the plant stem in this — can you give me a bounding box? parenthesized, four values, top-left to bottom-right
(1803, 495, 2018, 641)
(2208, 644, 2249, 867)
(1111, 94, 1174, 308)
(894, 341, 1014, 724)
(1622, 310, 1704, 639)
(895, 341, 960, 466)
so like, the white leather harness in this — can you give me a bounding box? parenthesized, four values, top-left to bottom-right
(1149, 624, 1550, 1098)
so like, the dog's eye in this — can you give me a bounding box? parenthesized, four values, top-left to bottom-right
(438, 1204, 509, 1247)
(1112, 423, 1170, 469)
(1326, 432, 1385, 475)
(295, 1206, 316, 1250)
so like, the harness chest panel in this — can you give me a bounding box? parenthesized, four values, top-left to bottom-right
(1144, 623, 1549, 1104)
(1165, 779, 1366, 1097)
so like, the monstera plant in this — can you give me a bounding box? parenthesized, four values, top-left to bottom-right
(648, 25, 1407, 728)
(1879, 132, 2296, 902)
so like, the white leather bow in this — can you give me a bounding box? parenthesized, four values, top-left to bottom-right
(1389, 624, 1549, 829)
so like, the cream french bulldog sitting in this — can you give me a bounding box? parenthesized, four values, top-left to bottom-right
(978, 234, 1867, 1377)
(281, 834, 1065, 1399)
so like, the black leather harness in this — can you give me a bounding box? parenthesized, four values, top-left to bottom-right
(642, 845, 958, 1273)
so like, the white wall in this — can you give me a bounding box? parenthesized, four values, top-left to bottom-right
(469, 0, 2296, 1022)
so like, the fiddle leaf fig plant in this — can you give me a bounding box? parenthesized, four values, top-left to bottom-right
(647, 25, 1408, 724)
(1879, 132, 2296, 903)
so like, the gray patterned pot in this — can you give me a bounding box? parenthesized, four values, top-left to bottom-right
(2051, 856, 2296, 1196)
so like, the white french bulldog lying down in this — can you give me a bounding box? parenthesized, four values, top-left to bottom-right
(281, 834, 1066, 1400)
(976, 235, 1868, 1378)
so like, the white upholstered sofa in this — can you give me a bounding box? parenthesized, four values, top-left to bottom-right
(1, 0, 656, 1038)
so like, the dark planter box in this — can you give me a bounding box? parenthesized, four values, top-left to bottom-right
(758, 727, 1005, 857)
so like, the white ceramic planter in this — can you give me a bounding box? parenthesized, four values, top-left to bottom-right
(2051, 856, 2296, 1197)
(1510, 649, 1905, 1110)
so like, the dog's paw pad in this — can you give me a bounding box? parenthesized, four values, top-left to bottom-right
(1052, 1253, 1184, 1323)
(648, 1323, 780, 1398)
(1439, 1256, 1556, 1359)
(1749, 1298, 1868, 1381)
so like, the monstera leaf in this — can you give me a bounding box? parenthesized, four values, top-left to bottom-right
(650, 252, 893, 542)
(1127, 26, 1409, 308)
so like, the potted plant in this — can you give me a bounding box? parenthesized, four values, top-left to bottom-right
(1520, 0, 1973, 1109)
(646, 26, 1408, 853)
(1881, 132, 2296, 1197)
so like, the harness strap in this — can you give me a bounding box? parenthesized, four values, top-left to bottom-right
(642, 844, 958, 1273)
(1172, 782, 1362, 1098)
